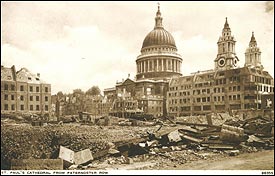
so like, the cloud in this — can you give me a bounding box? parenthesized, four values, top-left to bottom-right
(173, 32, 216, 75)
(1, 2, 273, 95)
(1, 25, 136, 94)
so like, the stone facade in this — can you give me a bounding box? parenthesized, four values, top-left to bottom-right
(105, 78, 167, 118)
(104, 7, 274, 119)
(104, 5, 181, 118)
(1, 65, 51, 115)
(167, 19, 274, 116)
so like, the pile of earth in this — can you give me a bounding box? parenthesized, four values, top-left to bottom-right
(1, 123, 151, 169)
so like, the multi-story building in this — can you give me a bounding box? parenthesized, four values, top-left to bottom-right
(103, 6, 273, 119)
(1, 65, 51, 115)
(167, 19, 274, 116)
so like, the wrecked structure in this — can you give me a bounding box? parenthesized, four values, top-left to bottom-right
(2, 112, 273, 170)
(1, 65, 51, 116)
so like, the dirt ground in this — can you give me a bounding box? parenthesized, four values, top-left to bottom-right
(89, 149, 274, 170)
(1, 119, 274, 170)
(164, 150, 274, 170)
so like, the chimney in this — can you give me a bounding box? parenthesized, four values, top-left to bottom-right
(37, 73, 40, 77)
(128, 73, 130, 78)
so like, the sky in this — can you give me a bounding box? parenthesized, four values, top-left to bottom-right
(1, 1, 274, 95)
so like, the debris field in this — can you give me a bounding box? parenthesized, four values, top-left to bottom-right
(1, 112, 274, 170)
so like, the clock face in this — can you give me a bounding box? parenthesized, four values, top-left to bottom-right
(233, 57, 238, 66)
(218, 58, 225, 67)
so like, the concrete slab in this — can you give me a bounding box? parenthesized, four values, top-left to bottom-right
(11, 159, 63, 170)
(74, 149, 93, 165)
(58, 146, 74, 163)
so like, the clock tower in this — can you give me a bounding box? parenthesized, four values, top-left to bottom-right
(244, 32, 263, 70)
(214, 17, 239, 71)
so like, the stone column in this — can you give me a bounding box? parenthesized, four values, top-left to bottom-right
(178, 61, 180, 73)
(178, 61, 180, 72)
(143, 61, 146, 73)
(175, 60, 177, 72)
(172, 59, 176, 72)
(156, 59, 159, 71)
(144, 61, 146, 72)
(161, 59, 164, 71)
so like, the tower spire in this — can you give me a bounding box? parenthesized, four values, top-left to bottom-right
(222, 17, 231, 36)
(249, 31, 257, 47)
(154, 3, 163, 29)
(245, 31, 263, 70)
(224, 17, 230, 29)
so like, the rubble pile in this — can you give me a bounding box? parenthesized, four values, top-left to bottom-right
(1, 113, 274, 170)
(176, 115, 208, 124)
(176, 113, 238, 126)
(224, 116, 274, 149)
(94, 115, 273, 170)
(1, 124, 152, 169)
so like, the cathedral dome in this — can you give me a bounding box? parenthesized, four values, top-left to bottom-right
(142, 28, 176, 49)
(136, 5, 182, 81)
(141, 5, 177, 50)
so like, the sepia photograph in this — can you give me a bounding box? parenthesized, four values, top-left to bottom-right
(1, 1, 274, 175)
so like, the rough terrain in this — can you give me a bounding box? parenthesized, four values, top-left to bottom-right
(1, 116, 274, 170)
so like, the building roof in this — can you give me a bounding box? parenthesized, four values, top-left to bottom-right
(169, 66, 274, 87)
(16, 67, 47, 84)
(141, 5, 176, 49)
(142, 28, 176, 49)
(103, 87, 116, 92)
(1, 65, 16, 81)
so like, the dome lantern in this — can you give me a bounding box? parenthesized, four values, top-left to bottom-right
(141, 5, 177, 50)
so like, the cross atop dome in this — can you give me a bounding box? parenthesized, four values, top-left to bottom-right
(157, 2, 160, 12)
(155, 3, 163, 29)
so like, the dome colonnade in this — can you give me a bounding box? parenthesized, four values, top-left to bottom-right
(136, 5, 183, 80)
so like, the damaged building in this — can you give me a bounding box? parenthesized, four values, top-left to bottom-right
(1, 65, 51, 115)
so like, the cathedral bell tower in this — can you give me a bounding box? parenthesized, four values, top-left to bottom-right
(214, 17, 239, 70)
(244, 32, 263, 70)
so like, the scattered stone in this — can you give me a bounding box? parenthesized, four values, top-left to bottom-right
(225, 150, 240, 156)
(68, 164, 78, 170)
(167, 130, 182, 142)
